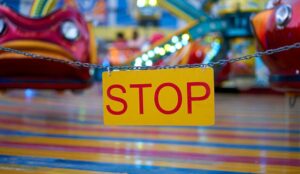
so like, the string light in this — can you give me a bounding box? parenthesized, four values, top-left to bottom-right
(175, 42, 183, 49)
(182, 33, 190, 41)
(169, 46, 176, 53)
(172, 36, 179, 43)
(149, 0, 157, 6)
(164, 44, 171, 51)
(159, 48, 166, 56)
(154, 47, 160, 54)
(182, 40, 189, 46)
(133, 33, 191, 65)
(134, 57, 142, 66)
(145, 60, 153, 66)
(148, 50, 155, 58)
(142, 54, 148, 61)
(137, 0, 146, 7)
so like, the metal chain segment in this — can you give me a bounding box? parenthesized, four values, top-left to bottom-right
(0, 42, 300, 71)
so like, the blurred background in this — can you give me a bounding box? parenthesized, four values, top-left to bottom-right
(0, 0, 272, 90)
(0, 0, 299, 173)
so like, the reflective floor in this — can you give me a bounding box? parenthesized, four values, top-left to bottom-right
(0, 84, 299, 174)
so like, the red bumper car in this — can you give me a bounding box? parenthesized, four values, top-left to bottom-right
(0, 5, 97, 90)
(251, 0, 300, 92)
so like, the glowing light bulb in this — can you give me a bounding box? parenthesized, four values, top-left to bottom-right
(154, 47, 160, 54)
(142, 54, 148, 61)
(148, 50, 155, 58)
(137, 0, 146, 7)
(182, 40, 189, 46)
(182, 33, 190, 41)
(164, 44, 171, 51)
(145, 60, 153, 66)
(172, 36, 179, 43)
(169, 46, 176, 53)
(175, 43, 183, 49)
(149, 0, 157, 6)
(159, 48, 166, 56)
(135, 58, 142, 66)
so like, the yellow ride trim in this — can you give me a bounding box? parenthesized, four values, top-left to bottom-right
(0, 40, 75, 61)
(88, 23, 98, 64)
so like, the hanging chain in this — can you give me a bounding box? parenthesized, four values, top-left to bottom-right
(0, 42, 300, 71)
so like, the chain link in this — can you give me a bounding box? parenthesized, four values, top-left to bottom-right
(0, 42, 300, 71)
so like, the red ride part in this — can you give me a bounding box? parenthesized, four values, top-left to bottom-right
(0, 6, 94, 90)
(252, 0, 300, 92)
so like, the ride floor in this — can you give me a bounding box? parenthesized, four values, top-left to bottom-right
(0, 84, 299, 174)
